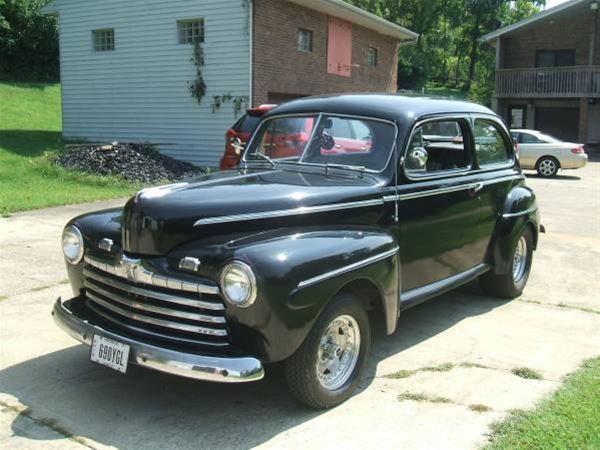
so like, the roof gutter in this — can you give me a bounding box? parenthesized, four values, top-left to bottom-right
(481, 0, 587, 42)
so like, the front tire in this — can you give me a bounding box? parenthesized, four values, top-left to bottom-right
(284, 293, 371, 409)
(480, 227, 534, 298)
(536, 157, 559, 177)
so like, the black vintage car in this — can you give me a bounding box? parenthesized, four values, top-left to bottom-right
(54, 95, 541, 409)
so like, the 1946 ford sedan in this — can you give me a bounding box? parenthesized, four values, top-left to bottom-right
(54, 95, 541, 409)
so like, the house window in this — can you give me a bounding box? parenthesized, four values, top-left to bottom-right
(93, 29, 115, 52)
(298, 29, 313, 53)
(535, 50, 575, 68)
(178, 19, 204, 44)
(367, 47, 378, 67)
(509, 106, 527, 128)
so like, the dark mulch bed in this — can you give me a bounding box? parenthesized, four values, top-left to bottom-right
(54, 143, 205, 183)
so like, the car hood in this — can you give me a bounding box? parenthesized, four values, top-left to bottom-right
(121, 168, 385, 255)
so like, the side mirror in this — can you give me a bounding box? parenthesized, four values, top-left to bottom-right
(406, 147, 428, 171)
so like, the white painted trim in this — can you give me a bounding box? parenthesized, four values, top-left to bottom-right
(249, 0, 254, 106)
(482, 0, 589, 42)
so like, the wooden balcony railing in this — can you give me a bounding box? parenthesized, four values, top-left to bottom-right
(495, 65, 600, 98)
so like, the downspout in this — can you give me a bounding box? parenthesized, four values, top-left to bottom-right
(248, 0, 254, 107)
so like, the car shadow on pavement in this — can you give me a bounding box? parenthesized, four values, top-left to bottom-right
(0, 284, 509, 450)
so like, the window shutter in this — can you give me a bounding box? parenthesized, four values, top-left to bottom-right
(327, 17, 352, 77)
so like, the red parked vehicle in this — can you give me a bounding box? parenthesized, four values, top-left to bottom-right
(219, 105, 276, 170)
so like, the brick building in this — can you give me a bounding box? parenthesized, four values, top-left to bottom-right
(483, 0, 600, 148)
(44, 0, 417, 166)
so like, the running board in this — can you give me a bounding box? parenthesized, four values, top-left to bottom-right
(400, 263, 490, 311)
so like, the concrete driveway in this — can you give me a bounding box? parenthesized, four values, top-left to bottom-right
(1, 163, 599, 450)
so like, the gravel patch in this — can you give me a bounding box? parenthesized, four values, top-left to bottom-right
(54, 143, 205, 183)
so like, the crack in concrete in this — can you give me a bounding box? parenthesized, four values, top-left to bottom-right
(381, 361, 562, 383)
(0, 400, 99, 450)
(518, 298, 600, 315)
(395, 390, 495, 413)
(1, 279, 70, 300)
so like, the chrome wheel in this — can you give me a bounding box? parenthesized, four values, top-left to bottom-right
(316, 315, 361, 390)
(512, 236, 528, 283)
(538, 159, 557, 177)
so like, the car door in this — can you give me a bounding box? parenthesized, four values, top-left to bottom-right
(394, 116, 488, 292)
(471, 116, 521, 252)
(517, 132, 546, 169)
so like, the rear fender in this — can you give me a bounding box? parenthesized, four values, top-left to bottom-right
(489, 186, 540, 275)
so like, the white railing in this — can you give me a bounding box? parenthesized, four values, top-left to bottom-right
(496, 65, 600, 98)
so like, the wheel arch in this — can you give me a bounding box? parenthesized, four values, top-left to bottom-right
(334, 278, 390, 335)
(488, 185, 540, 275)
(536, 155, 561, 169)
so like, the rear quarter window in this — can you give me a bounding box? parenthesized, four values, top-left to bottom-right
(474, 120, 513, 167)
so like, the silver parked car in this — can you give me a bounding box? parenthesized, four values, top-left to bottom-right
(511, 129, 588, 178)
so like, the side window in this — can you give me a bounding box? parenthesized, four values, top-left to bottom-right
(474, 120, 512, 167)
(520, 133, 542, 144)
(405, 119, 469, 176)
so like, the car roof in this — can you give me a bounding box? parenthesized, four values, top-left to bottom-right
(266, 94, 495, 126)
(511, 129, 547, 135)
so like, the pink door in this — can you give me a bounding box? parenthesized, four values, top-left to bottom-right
(327, 17, 352, 77)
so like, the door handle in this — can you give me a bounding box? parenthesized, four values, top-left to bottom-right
(470, 183, 484, 195)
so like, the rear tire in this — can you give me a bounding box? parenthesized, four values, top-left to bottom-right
(480, 227, 534, 298)
(284, 293, 371, 409)
(536, 157, 559, 178)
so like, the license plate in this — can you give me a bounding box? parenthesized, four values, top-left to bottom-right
(90, 335, 130, 373)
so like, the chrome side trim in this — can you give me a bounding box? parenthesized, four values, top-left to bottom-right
(194, 199, 384, 226)
(84, 254, 220, 296)
(383, 175, 524, 202)
(52, 298, 263, 383)
(83, 267, 224, 311)
(84, 278, 226, 324)
(502, 206, 538, 218)
(86, 292, 228, 337)
(297, 247, 399, 289)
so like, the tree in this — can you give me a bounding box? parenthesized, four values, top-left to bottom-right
(0, 0, 59, 81)
(348, 0, 545, 104)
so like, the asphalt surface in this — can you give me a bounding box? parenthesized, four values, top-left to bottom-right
(1, 162, 599, 450)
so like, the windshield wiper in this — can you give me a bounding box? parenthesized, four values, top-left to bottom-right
(324, 163, 367, 175)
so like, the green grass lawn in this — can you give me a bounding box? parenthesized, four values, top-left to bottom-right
(0, 82, 138, 215)
(485, 357, 600, 449)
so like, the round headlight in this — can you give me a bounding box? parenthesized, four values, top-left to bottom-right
(220, 261, 257, 308)
(62, 225, 84, 264)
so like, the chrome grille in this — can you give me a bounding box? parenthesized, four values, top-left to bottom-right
(82, 263, 229, 347)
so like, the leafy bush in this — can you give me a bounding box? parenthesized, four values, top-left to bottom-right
(0, 0, 59, 82)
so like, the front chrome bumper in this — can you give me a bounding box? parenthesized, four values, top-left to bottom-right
(52, 298, 264, 383)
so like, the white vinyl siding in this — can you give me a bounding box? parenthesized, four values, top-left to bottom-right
(48, 0, 251, 167)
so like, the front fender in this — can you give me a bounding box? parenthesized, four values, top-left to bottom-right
(490, 186, 540, 275)
(174, 227, 398, 363)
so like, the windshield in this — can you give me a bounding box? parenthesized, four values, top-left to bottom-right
(244, 115, 397, 172)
